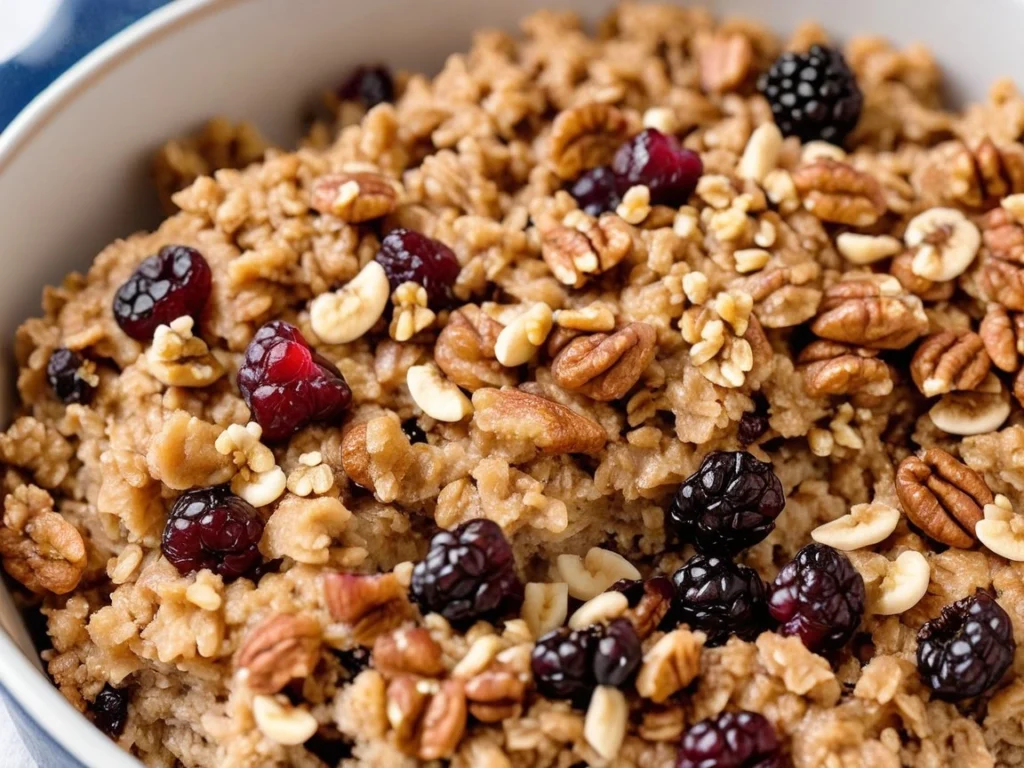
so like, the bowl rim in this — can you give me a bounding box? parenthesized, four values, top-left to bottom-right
(0, 3, 233, 765)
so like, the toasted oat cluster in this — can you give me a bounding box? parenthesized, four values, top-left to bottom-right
(7, 4, 1024, 766)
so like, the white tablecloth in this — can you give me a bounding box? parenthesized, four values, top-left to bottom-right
(0, 699, 37, 767)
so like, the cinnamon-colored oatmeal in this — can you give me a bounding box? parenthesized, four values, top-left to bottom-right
(8, 4, 1024, 766)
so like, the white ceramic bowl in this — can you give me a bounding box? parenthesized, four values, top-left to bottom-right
(0, 0, 1021, 765)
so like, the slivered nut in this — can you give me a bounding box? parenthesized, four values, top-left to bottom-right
(836, 233, 902, 265)
(521, 582, 569, 638)
(635, 629, 704, 703)
(976, 494, 1024, 561)
(557, 548, 640, 600)
(910, 330, 990, 397)
(905, 207, 981, 281)
(583, 686, 628, 761)
(237, 613, 321, 694)
(494, 304, 554, 366)
(811, 502, 900, 551)
(864, 551, 931, 616)
(310, 171, 398, 222)
(310, 261, 390, 344)
(895, 448, 993, 548)
(554, 303, 616, 332)
(929, 373, 1011, 436)
(252, 694, 319, 745)
(734, 248, 770, 273)
(407, 363, 473, 422)
(568, 591, 629, 629)
(737, 123, 783, 183)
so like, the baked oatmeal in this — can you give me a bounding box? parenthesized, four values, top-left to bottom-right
(5, 4, 1024, 766)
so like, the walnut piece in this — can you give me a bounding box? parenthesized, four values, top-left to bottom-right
(740, 263, 822, 329)
(932, 139, 1024, 208)
(310, 171, 398, 222)
(636, 629, 705, 703)
(471, 388, 607, 455)
(387, 677, 467, 760)
(548, 103, 629, 180)
(799, 341, 893, 398)
(434, 305, 516, 391)
(216, 421, 287, 508)
(895, 448, 994, 548)
(340, 415, 444, 502)
(696, 31, 753, 93)
(540, 214, 632, 288)
(811, 273, 928, 349)
(0, 484, 85, 594)
(237, 613, 321, 694)
(390, 282, 436, 342)
(323, 572, 410, 646)
(791, 159, 887, 226)
(373, 627, 444, 678)
(910, 330, 990, 397)
(146, 316, 225, 387)
(551, 322, 657, 401)
(286, 451, 334, 497)
(464, 668, 526, 723)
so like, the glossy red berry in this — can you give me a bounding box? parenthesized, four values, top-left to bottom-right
(47, 347, 95, 404)
(113, 245, 211, 340)
(677, 710, 781, 768)
(375, 228, 461, 308)
(161, 486, 265, 580)
(236, 320, 352, 442)
(611, 128, 703, 206)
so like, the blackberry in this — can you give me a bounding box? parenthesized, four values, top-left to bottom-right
(531, 626, 599, 706)
(671, 555, 769, 647)
(47, 347, 95, 405)
(917, 590, 1015, 700)
(611, 128, 703, 206)
(374, 228, 461, 308)
(112, 245, 212, 341)
(593, 618, 642, 688)
(768, 543, 865, 654)
(410, 519, 523, 626)
(758, 45, 863, 144)
(677, 710, 781, 768)
(91, 684, 130, 738)
(668, 451, 785, 555)
(338, 65, 395, 108)
(568, 165, 620, 215)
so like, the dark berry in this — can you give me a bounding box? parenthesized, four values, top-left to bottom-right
(608, 577, 645, 605)
(737, 396, 770, 445)
(668, 451, 785, 556)
(113, 245, 212, 340)
(91, 684, 130, 738)
(410, 518, 523, 626)
(237, 320, 352, 442)
(161, 486, 265, 580)
(677, 710, 781, 768)
(671, 555, 769, 647)
(332, 646, 372, 678)
(47, 347, 95, 405)
(304, 733, 353, 764)
(568, 165, 621, 215)
(917, 590, 1015, 700)
(402, 418, 427, 444)
(758, 44, 863, 144)
(531, 626, 599, 706)
(593, 618, 642, 688)
(611, 128, 703, 206)
(338, 65, 394, 108)
(768, 543, 865, 654)
(375, 228, 461, 308)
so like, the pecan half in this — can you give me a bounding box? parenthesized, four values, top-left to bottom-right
(471, 388, 607, 455)
(464, 668, 526, 723)
(388, 677, 467, 760)
(740, 263, 822, 329)
(323, 572, 410, 645)
(910, 330, 990, 397)
(889, 251, 954, 302)
(983, 207, 1024, 264)
(979, 303, 1024, 373)
(978, 256, 1024, 311)
(340, 415, 444, 504)
(310, 172, 397, 222)
(373, 627, 444, 678)
(551, 322, 657, 401)
(237, 613, 321, 694)
(548, 103, 630, 180)
(798, 341, 893, 398)
(792, 159, 887, 226)
(811, 274, 928, 349)
(895, 448, 994, 548)
(540, 215, 633, 288)
(936, 139, 1024, 208)
(0, 485, 85, 594)
(434, 305, 516, 392)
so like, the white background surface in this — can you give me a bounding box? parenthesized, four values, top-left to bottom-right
(0, 700, 35, 767)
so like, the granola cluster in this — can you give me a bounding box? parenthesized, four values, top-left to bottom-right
(7, 5, 1024, 767)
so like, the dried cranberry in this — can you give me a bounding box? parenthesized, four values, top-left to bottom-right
(671, 555, 769, 647)
(91, 684, 130, 738)
(593, 618, 642, 688)
(768, 543, 865, 654)
(375, 228, 460, 308)
(568, 166, 621, 215)
(161, 486, 264, 580)
(677, 710, 781, 768)
(611, 128, 703, 206)
(112, 245, 211, 340)
(410, 519, 524, 626)
(338, 65, 394, 108)
(917, 590, 1015, 700)
(237, 320, 352, 441)
(531, 626, 599, 706)
(47, 347, 95, 404)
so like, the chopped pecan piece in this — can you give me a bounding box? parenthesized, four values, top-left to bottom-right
(387, 677, 467, 760)
(895, 448, 993, 548)
(340, 415, 444, 504)
(0, 485, 85, 594)
(811, 274, 928, 349)
(696, 32, 753, 93)
(323, 572, 410, 645)
(310, 171, 398, 222)
(978, 256, 1024, 311)
(373, 627, 444, 678)
(740, 263, 823, 329)
(889, 251, 954, 302)
(927, 139, 1024, 209)
(983, 206, 1024, 264)
(551, 322, 657, 401)
(910, 330, 990, 397)
(471, 388, 607, 455)
(635, 629, 705, 704)
(791, 159, 887, 227)
(540, 215, 633, 288)
(548, 103, 630, 180)
(434, 305, 516, 392)
(798, 341, 892, 398)
(237, 613, 321, 694)
(464, 668, 526, 723)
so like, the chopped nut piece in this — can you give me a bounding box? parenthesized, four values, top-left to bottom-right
(310, 171, 398, 222)
(521, 582, 569, 638)
(812, 273, 927, 349)
(740, 264, 822, 329)
(976, 494, 1024, 561)
(0, 484, 85, 594)
(389, 282, 436, 342)
(979, 303, 1024, 372)
(146, 316, 225, 388)
(733, 248, 770, 273)
(568, 591, 628, 629)
(494, 303, 554, 367)
(557, 547, 640, 600)
(799, 341, 893, 398)
(635, 629, 705, 703)
(836, 233, 902, 265)
(905, 207, 981, 281)
(548, 103, 629, 180)
(541, 214, 633, 288)
(452, 635, 504, 680)
(858, 550, 931, 616)
(553, 303, 616, 332)
(983, 206, 1024, 264)
(237, 613, 321, 695)
(309, 260, 390, 344)
(910, 330, 990, 397)
(551, 322, 657, 401)
(737, 123, 783, 183)
(387, 677, 467, 760)
(801, 141, 847, 164)
(929, 373, 1011, 435)
(217, 422, 287, 508)
(286, 452, 334, 496)
(373, 627, 444, 678)
(471, 388, 607, 455)
(464, 667, 526, 723)
(697, 31, 753, 93)
(792, 159, 887, 226)
(407, 363, 473, 422)
(616, 185, 652, 225)
(323, 572, 410, 645)
(584, 686, 628, 761)
(895, 448, 993, 548)
(811, 502, 900, 551)
(435, 305, 515, 392)
(252, 694, 319, 746)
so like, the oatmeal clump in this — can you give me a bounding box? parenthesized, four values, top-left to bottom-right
(7, 5, 1024, 767)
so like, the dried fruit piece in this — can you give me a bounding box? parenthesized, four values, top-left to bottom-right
(375, 228, 460, 308)
(677, 710, 781, 768)
(611, 128, 703, 206)
(338, 65, 394, 107)
(91, 685, 131, 739)
(46, 348, 95, 405)
(531, 625, 599, 706)
(113, 245, 212, 341)
(568, 166, 620, 216)
(671, 555, 769, 647)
